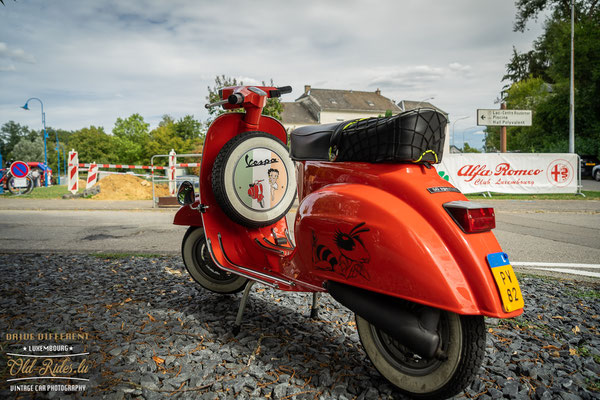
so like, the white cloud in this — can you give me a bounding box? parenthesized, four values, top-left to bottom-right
(0, 42, 36, 66)
(0, 0, 547, 132)
(0, 64, 16, 72)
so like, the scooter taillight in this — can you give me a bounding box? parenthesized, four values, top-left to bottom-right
(443, 201, 496, 233)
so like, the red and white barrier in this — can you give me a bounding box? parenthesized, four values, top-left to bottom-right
(168, 149, 176, 196)
(76, 162, 198, 170)
(86, 162, 98, 189)
(78, 163, 167, 170)
(68, 150, 78, 194)
(66, 148, 201, 195)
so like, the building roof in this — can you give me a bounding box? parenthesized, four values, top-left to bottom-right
(297, 87, 401, 113)
(399, 100, 447, 116)
(281, 102, 318, 125)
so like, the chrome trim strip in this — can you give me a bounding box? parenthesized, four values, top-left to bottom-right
(254, 239, 285, 255)
(218, 233, 295, 286)
(261, 238, 294, 251)
(284, 229, 295, 247)
(206, 237, 277, 288)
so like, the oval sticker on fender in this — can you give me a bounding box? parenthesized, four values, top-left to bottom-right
(487, 252, 525, 313)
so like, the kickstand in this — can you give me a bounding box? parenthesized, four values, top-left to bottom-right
(310, 292, 321, 319)
(233, 280, 256, 335)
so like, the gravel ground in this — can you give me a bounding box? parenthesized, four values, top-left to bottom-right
(0, 253, 599, 400)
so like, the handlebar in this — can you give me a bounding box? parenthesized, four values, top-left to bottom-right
(269, 86, 292, 98)
(204, 99, 229, 109)
(204, 85, 292, 109)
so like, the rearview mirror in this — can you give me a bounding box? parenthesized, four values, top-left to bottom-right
(177, 181, 195, 206)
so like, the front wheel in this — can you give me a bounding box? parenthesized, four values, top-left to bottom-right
(595, 170, 600, 182)
(181, 227, 248, 294)
(8, 176, 33, 195)
(356, 312, 485, 399)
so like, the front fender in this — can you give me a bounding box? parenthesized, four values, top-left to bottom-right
(294, 183, 518, 318)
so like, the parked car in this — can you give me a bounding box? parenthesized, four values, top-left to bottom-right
(592, 164, 600, 181)
(580, 155, 600, 177)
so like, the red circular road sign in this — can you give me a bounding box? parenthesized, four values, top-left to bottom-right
(10, 161, 30, 178)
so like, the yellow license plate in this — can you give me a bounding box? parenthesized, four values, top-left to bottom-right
(487, 253, 524, 313)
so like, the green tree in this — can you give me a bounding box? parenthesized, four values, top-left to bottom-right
(174, 115, 204, 141)
(0, 121, 33, 160)
(68, 126, 117, 164)
(205, 75, 284, 122)
(11, 137, 44, 162)
(145, 116, 201, 164)
(112, 114, 150, 164)
(513, 0, 599, 32)
(462, 143, 481, 153)
(490, 1, 600, 157)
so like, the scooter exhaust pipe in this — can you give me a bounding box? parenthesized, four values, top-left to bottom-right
(326, 281, 441, 359)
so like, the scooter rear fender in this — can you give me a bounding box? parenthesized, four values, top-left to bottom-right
(292, 163, 522, 319)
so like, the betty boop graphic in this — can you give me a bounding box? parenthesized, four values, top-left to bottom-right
(268, 168, 279, 202)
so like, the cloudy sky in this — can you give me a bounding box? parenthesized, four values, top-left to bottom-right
(0, 0, 545, 149)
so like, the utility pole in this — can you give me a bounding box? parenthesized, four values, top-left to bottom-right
(500, 103, 507, 153)
(569, 0, 575, 153)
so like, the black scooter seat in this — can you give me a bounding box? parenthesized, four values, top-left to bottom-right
(289, 122, 342, 161)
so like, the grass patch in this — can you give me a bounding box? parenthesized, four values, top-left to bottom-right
(466, 190, 600, 200)
(0, 184, 71, 199)
(565, 288, 600, 299)
(89, 252, 165, 259)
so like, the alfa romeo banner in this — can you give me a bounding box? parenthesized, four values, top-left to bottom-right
(437, 153, 578, 194)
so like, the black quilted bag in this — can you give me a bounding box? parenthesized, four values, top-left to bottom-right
(330, 109, 447, 164)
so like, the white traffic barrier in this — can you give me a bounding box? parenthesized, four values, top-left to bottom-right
(68, 150, 78, 194)
(168, 149, 176, 196)
(86, 162, 98, 189)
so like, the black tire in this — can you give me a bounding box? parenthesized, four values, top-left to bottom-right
(212, 131, 297, 228)
(356, 312, 485, 399)
(8, 176, 33, 195)
(595, 170, 600, 182)
(181, 227, 248, 294)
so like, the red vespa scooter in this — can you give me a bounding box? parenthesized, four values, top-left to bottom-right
(174, 85, 524, 399)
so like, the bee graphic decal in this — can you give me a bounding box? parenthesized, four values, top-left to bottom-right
(312, 222, 371, 280)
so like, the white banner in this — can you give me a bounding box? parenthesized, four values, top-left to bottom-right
(437, 153, 578, 194)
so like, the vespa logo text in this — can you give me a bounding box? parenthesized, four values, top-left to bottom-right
(457, 163, 543, 183)
(245, 154, 279, 168)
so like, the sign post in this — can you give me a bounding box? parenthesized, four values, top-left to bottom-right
(477, 107, 532, 153)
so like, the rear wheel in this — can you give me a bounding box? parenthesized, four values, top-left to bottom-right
(595, 169, 600, 182)
(181, 227, 248, 294)
(356, 312, 485, 399)
(8, 176, 33, 195)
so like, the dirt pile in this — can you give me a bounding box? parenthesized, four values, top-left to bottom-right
(90, 174, 171, 200)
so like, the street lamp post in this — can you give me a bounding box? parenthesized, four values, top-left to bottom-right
(452, 116, 469, 150)
(414, 96, 435, 110)
(21, 98, 60, 186)
(58, 143, 67, 182)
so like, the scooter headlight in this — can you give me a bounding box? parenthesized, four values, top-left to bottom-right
(443, 201, 495, 233)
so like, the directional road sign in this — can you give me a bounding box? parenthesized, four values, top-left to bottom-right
(10, 161, 30, 178)
(477, 109, 532, 127)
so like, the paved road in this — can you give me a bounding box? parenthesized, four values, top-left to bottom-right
(1, 198, 598, 279)
(581, 177, 600, 191)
